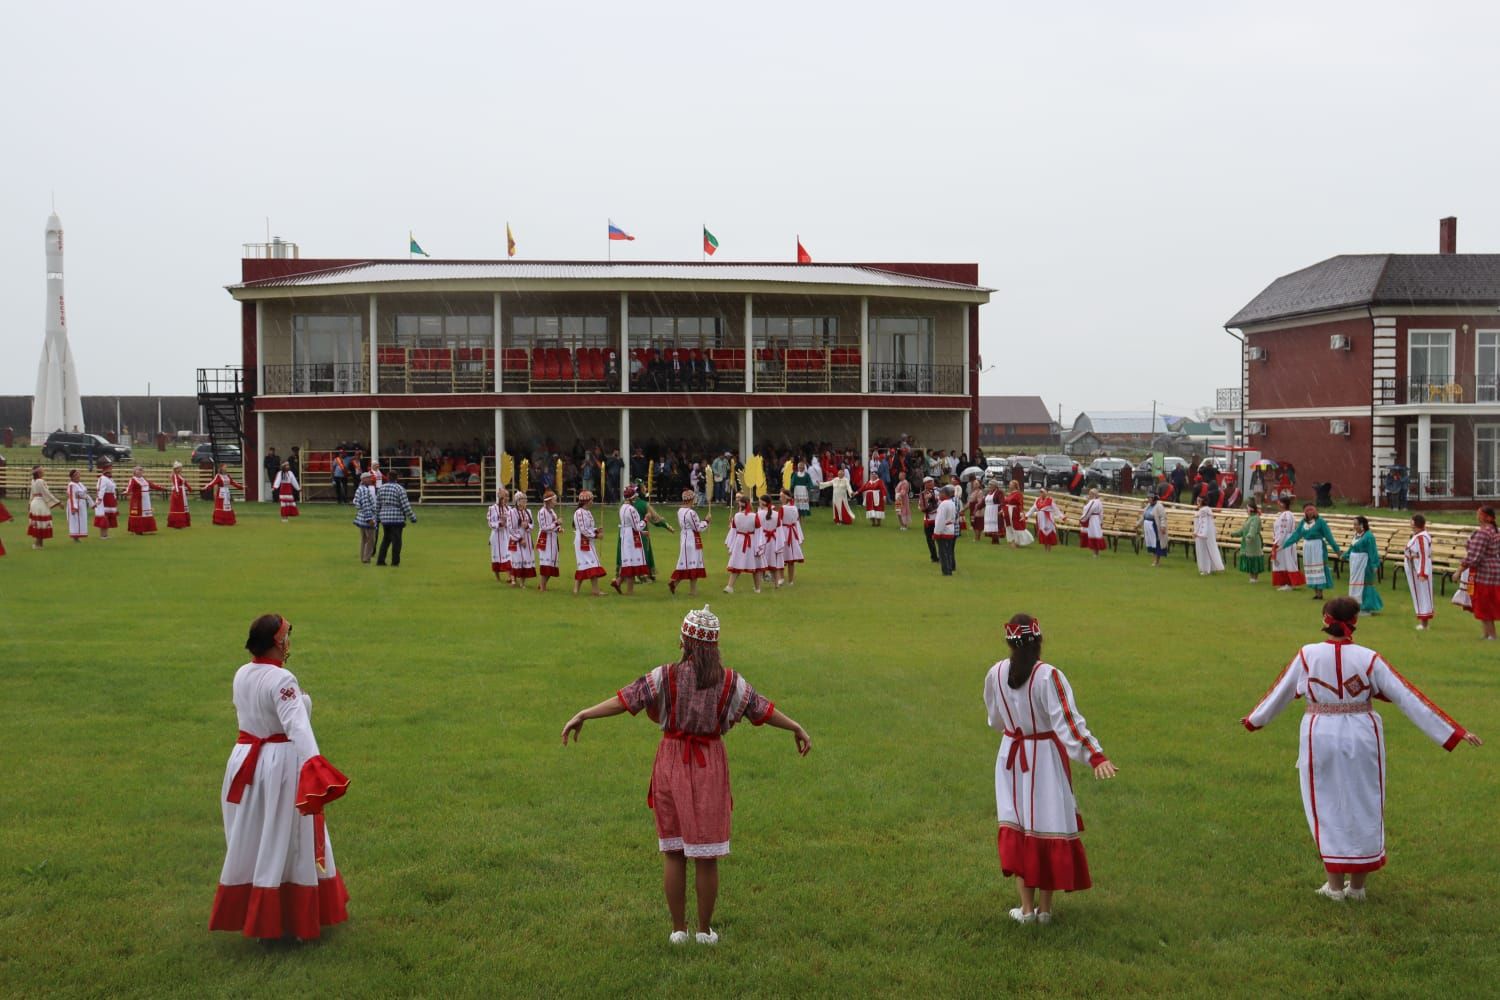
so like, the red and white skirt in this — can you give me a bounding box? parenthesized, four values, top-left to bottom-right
(649, 734, 732, 858)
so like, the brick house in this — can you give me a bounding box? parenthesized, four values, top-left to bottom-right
(977, 395, 1053, 447)
(1221, 218, 1500, 507)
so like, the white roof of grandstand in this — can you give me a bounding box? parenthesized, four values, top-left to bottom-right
(1071, 411, 1171, 434)
(229, 261, 992, 295)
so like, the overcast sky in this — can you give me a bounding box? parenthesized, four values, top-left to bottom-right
(3, 0, 1499, 422)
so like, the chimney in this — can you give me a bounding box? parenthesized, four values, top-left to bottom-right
(1439, 216, 1457, 254)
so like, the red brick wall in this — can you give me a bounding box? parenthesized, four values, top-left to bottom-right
(1245, 317, 1372, 409)
(1393, 315, 1499, 385)
(1243, 416, 1372, 503)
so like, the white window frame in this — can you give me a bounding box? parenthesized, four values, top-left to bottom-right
(1406, 421, 1455, 497)
(1476, 423, 1500, 498)
(1476, 330, 1500, 403)
(1407, 329, 1455, 403)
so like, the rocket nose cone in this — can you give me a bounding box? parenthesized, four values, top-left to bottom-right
(47, 212, 61, 229)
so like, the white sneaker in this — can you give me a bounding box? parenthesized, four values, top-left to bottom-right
(722, 586, 734, 594)
(669, 930, 690, 945)
(1344, 887, 1367, 901)
(696, 929, 718, 945)
(1008, 907, 1036, 924)
(1036, 912, 1053, 925)
(1315, 883, 1346, 901)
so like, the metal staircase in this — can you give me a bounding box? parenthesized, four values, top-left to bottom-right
(196, 367, 248, 466)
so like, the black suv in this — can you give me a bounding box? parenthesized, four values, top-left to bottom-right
(1084, 457, 1130, 491)
(41, 431, 132, 463)
(191, 442, 243, 466)
(1029, 454, 1076, 488)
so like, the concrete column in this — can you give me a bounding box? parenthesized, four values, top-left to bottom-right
(620, 293, 630, 393)
(960, 305, 969, 397)
(859, 297, 870, 393)
(1417, 412, 1432, 493)
(492, 293, 503, 392)
(620, 408, 631, 496)
(743, 408, 754, 464)
(744, 293, 755, 393)
(860, 408, 870, 468)
(255, 410, 267, 501)
(961, 410, 970, 455)
(370, 410, 380, 469)
(369, 295, 380, 394)
(254, 301, 265, 394)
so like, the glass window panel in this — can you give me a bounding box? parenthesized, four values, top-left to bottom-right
(445, 315, 467, 337)
(652, 317, 673, 338)
(585, 316, 607, 336)
(628, 316, 648, 336)
(766, 317, 789, 337)
(678, 318, 699, 337)
(537, 317, 560, 342)
(753, 317, 766, 336)
(562, 316, 583, 337)
(471, 315, 492, 337)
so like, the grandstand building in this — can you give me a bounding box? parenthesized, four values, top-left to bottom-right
(226, 248, 991, 500)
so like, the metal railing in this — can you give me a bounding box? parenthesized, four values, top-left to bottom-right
(197, 367, 244, 394)
(1216, 387, 1241, 412)
(1415, 472, 1455, 499)
(1375, 374, 1500, 406)
(867, 363, 965, 395)
(262, 363, 370, 395)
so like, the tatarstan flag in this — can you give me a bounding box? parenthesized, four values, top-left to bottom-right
(703, 226, 719, 256)
(796, 237, 811, 263)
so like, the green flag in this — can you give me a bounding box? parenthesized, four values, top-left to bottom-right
(409, 231, 430, 257)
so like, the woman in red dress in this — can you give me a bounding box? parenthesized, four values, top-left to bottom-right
(167, 461, 192, 528)
(562, 606, 811, 945)
(1460, 505, 1500, 641)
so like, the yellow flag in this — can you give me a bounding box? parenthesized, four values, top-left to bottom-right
(506, 222, 516, 258)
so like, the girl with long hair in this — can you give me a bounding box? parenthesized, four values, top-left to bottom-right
(983, 614, 1117, 924)
(561, 606, 810, 944)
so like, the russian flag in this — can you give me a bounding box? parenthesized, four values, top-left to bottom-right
(608, 219, 635, 242)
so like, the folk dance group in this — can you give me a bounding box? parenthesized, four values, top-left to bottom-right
(483, 484, 807, 598)
(210, 594, 1481, 945)
(8, 460, 204, 553)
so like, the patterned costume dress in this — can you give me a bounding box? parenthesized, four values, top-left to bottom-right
(672, 506, 709, 583)
(573, 506, 607, 581)
(984, 659, 1109, 891)
(616, 661, 775, 857)
(167, 470, 192, 528)
(1346, 530, 1384, 613)
(535, 506, 562, 578)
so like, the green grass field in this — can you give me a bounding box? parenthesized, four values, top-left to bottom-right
(2, 501, 1496, 998)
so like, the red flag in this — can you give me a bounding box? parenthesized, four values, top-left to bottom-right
(796, 237, 811, 264)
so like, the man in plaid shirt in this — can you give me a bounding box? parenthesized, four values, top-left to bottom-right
(376, 473, 417, 566)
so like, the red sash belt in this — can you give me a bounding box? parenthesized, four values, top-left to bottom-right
(664, 729, 721, 767)
(737, 530, 753, 551)
(227, 731, 290, 803)
(1004, 730, 1060, 773)
(785, 524, 800, 542)
(693, 531, 702, 550)
(580, 535, 591, 551)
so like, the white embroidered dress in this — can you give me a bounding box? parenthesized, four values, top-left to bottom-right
(1243, 640, 1467, 875)
(1404, 531, 1434, 622)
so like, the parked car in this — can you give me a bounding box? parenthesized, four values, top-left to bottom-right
(41, 431, 132, 463)
(1029, 454, 1076, 488)
(1135, 455, 1188, 483)
(1083, 457, 1130, 491)
(191, 442, 242, 466)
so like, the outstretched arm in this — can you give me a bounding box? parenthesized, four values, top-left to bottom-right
(761, 708, 812, 755)
(561, 697, 628, 744)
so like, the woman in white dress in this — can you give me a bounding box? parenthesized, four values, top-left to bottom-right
(817, 469, 855, 525)
(210, 614, 349, 940)
(535, 491, 563, 591)
(272, 462, 301, 521)
(508, 493, 537, 587)
(759, 495, 785, 587)
(1403, 514, 1434, 630)
(1242, 597, 1482, 901)
(1077, 489, 1105, 556)
(670, 489, 711, 597)
(723, 494, 763, 594)
(778, 490, 804, 585)
(1193, 497, 1225, 574)
(982, 485, 1002, 544)
(1270, 496, 1304, 590)
(1137, 492, 1169, 567)
(613, 485, 649, 596)
(487, 487, 510, 582)
(984, 614, 1117, 925)
(28, 467, 62, 549)
(572, 491, 607, 597)
(65, 469, 93, 541)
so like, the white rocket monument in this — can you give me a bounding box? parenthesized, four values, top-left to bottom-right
(31, 212, 84, 439)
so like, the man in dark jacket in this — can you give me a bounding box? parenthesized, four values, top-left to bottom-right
(263, 448, 280, 503)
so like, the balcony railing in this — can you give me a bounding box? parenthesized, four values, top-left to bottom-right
(257, 349, 967, 396)
(868, 363, 965, 395)
(1416, 470, 1452, 497)
(1374, 374, 1500, 406)
(263, 363, 370, 395)
(1215, 387, 1242, 412)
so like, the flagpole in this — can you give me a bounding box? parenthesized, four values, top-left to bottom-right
(702, 222, 705, 263)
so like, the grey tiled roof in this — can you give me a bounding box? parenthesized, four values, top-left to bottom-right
(978, 395, 1052, 424)
(1226, 254, 1500, 327)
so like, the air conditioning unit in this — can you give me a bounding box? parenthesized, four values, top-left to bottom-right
(1247, 346, 1268, 362)
(1330, 419, 1351, 436)
(1330, 335, 1352, 351)
(1247, 421, 1268, 436)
